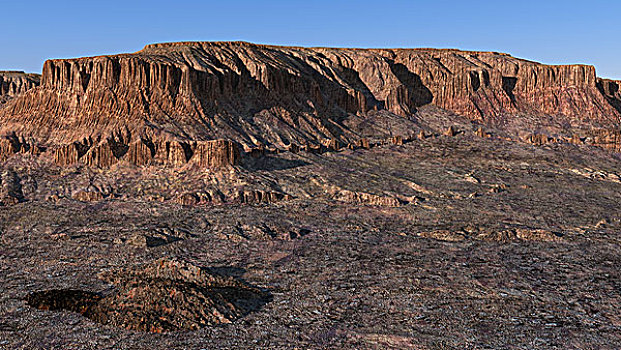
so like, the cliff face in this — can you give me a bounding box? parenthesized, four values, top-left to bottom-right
(53, 137, 240, 169)
(597, 79, 621, 115)
(1, 42, 621, 157)
(0, 71, 40, 105)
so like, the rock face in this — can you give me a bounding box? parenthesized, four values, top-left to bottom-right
(2, 41, 621, 153)
(597, 78, 621, 117)
(52, 137, 240, 169)
(0, 71, 40, 106)
(0, 133, 42, 162)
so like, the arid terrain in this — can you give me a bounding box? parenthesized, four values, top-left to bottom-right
(0, 42, 620, 349)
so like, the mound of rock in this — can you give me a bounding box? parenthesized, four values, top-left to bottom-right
(26, 259, 271, 333)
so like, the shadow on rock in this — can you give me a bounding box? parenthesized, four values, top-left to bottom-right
(25, 259, 272, 333)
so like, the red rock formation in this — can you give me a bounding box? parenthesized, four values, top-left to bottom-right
(0, 71, 40, 105)
(54, 143, 80, 166)
(586, 129, 621, 152)
(284, 143, 300, 153)
(246, 145, 266, 158)
(153, 141, 192, 166)
(360, 138, 370, 149)
(0, 133, 42, 162)
(527, 133, 551, 146)
(82, 142, 119, 168)
(390, 135, 404, 145)
(53, 139, 92, 166)
(0, 137, 21, 162)
(474, 127, 492, 138)
(189, 140, 241, 168)
(321, 139, 341, 151)
(1, 42, 620, 151)
(235, 190, 293, 204)
(125, 139, 155, 166)
(597, 79, 621, 113)
(51, 136, 240, 169)
(2, 41, 621, 161)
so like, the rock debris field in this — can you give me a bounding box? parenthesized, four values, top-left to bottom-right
(0, 134, 619, 349)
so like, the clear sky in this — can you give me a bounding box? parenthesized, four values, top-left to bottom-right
(1, 0, 620, 79)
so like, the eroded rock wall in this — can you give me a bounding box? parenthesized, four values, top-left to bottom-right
(52, 137, 240, 169)
(0, 71, 40, 105)
(1, 42, 620, 151)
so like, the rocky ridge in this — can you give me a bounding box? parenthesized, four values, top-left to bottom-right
(1, 42, 621, 163)
(0, 71, 40, 105)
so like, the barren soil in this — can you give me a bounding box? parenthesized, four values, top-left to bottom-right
(0, 132, 619, 349)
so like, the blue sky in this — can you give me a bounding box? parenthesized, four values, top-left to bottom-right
(1, 0, 620, 79)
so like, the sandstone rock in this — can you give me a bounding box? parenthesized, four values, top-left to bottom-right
(189, 140, 241, 168)
(52, 136, 239, 169)
(176, 192, 201, 206)
(54, 139, 92, 166)
(284, 143, 300, 153)
(246, 145, 266, 158)
(474, 126, 491, 138)
(348, 138, 370, 150)
(174, 190, 230, 205)
(124, 139, 156, 166)
(0, 136, 21, 162)
(571, 134, 583, 144)
(417, 230, 466, 242)
(390, 135, 404, 145)
(332, 189, 402, 207)
(420, 227, 563, 242)
(321, 139, 341, 152)
(227, 223, 310, 241)
(0, 133, 43, 162)
(2, 42, 620, 150)
(597, 78, 621, 114)
(0, 71, 40, 105)
(476, 228, 563, 242)
(528, 133, 550, 146)
(82, 142, 120, 168)
(302, 143, 323, 154)
(235, 190, 293, 204)
(120, 227, 196, 248)
(154, 141, 193, 167)
(54, 143, 81, 166)
(360, 138, 370, 149)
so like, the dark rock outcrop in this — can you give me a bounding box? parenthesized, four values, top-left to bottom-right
(0, 133, 42, 162)
(0, 170, 24, 205)
(189, 140, 241, 168)
(597, 78, 621, 114)
(26, 259, 271, 333)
